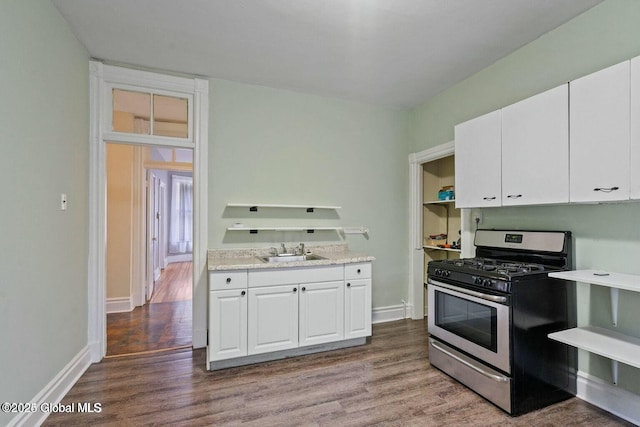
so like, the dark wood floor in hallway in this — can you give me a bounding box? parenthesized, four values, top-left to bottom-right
(45, 319, 630, 426)
(106, 262, 192, 356)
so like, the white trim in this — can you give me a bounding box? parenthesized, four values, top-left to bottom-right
(372, 304, 410, 324)
(167, 253, 193, 263)
(7, 347, 92, 427)
(192, 77, 209, 349)
(577, 370, 640, 425)
(106, 297, 134, 313)
(408, 142, 455, 320)
(88, 62, 209, 362)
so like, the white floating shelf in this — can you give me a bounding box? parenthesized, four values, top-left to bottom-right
(227, 203, 341, 211)
(549, 270, 640, 293)
(227, 226, 341, 232)
(549, 326, 640, 370)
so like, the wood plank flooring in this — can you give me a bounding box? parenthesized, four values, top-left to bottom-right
(45, 319, 630, 426)
(106, 262, 192, 356)
(150, 261, 192, 304)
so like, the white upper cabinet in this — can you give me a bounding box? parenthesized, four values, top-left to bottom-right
(455, 110, 502, 208)
(631, 56, 640, 200)
(569, 61, 630, 202)
(501, 85, 569, 206)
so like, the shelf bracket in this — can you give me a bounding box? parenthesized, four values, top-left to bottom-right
(612, 359, 619, 385)
(610, 287, 619, 326)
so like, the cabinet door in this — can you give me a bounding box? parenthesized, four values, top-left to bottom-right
(631, 56, 640, 199)
(299, 281, 344, 347)
(248, 285, 299, 355)
(345, 278, 372, 339)
(570, 61, 630, 202)
(208, 289, 247, 361)
(501, 84, 569, 205)
(454, 110, 502, 208)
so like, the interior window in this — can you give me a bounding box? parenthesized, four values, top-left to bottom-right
(112, 89, 151, 134)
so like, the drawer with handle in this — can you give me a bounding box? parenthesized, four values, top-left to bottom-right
(345, 262, 371, 280)
(209, 270, 248, 291)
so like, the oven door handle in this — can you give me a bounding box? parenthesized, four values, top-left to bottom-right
(429, 280, 507, 303)
(430, 339, 509, 383)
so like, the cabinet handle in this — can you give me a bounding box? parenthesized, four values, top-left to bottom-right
(293, 287, 297, 293)
(594, 186, 619, 193)
(357, 269, 361, 274)
(302, 287, 306, 291)
(507, 194, 522, 199)
(347, 283, 351, 287)
(226, 277, 231, 284)
(483, 196, 496, 201)
(241, 290, 246, 296)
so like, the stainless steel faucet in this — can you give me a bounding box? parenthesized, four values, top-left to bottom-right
(281, 243, 287, 254)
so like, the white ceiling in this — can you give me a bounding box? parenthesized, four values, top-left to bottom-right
(51, 0, 602, 108)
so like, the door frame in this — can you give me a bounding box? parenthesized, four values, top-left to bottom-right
(88, 62, 209, 362)
(408, 141, 472, 319)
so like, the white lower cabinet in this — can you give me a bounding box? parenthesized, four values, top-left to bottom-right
(248, 285, 299, 355)
(299, 280, 344, 346)
(208, 288, 248, 361)
(208, 262, 372, 368)
(345, 278, 372, 339)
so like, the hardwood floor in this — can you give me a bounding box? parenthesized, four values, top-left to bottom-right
(45, 319, 630, 426)
(150, 261, 192, 304)
(106, 262, 192, 356)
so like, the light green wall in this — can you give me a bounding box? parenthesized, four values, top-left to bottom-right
(209, 79, 411, 308)
(0, 0, 89, 424)
(411, 0, 640, 395)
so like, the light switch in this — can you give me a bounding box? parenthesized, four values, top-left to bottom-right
(61, 193, 67, 211)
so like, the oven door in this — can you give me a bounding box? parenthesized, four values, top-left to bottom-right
(428, 279, 510, 373)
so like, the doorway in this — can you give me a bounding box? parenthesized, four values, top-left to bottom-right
(88, 62, 208, 362)
(105, 144, 194, 357)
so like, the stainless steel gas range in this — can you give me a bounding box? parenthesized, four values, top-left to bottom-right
(427, 229, 577, 416)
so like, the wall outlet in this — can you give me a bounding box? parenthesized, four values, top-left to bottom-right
(471, 209, 483, 225)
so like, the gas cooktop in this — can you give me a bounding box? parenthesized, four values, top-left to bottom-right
(434, 257, 554, 276)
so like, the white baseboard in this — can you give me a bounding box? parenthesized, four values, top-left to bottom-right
(372, 304, 411, 324)
(577, 370, 640, 425)
(192, 327, 207, 349)
(8, 346, 92, 427)
(106, 297, 133, 313)
(167, 254, 193, 263)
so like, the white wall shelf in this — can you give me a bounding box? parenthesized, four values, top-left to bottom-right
(227, 203, 341, 212)
(227, 226, 341, 234)
(548, 269, 640, 385)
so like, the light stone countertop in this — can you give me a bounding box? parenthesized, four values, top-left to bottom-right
(208, 243, 374, 271)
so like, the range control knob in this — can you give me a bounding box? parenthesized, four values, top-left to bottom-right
(483, 279, 493, 287)
(443, 270, 450, 277)
(474, 277, 483, 285)
(434, 269, 442, 276)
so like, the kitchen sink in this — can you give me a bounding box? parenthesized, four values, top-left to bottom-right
(258, 253, 327, 263)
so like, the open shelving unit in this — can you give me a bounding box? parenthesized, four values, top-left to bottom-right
(548, 270, 640, 384)
(227, 203, 341, 213)
(422, 157, 461, 261)
(224, 203, 368, 236)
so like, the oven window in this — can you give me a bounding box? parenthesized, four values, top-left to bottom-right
(434, 290, 497, 352)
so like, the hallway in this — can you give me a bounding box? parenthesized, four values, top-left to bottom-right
(106, 262, 192, 357)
